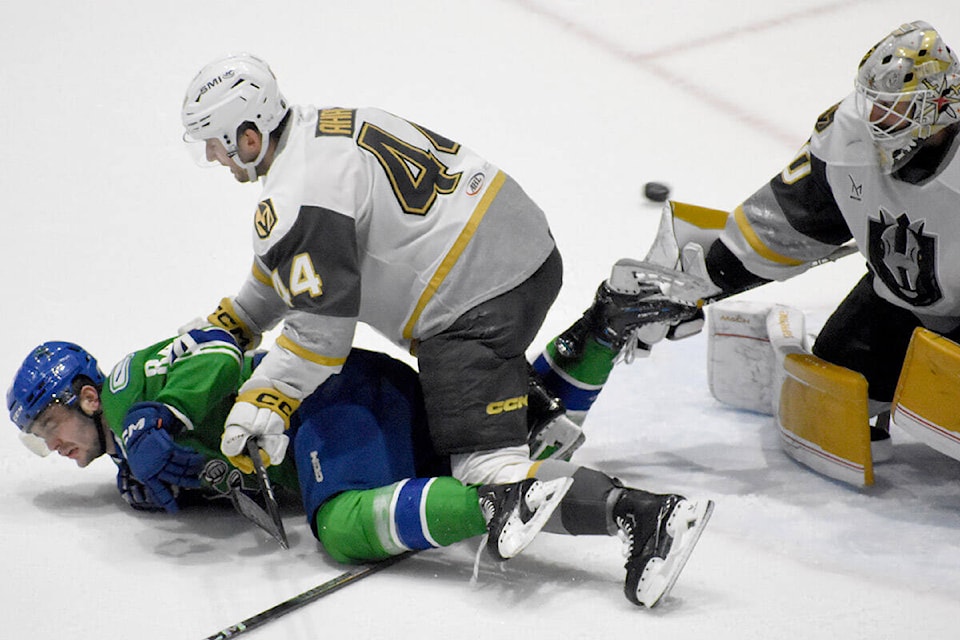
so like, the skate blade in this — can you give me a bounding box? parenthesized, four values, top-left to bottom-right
(497, 476, 574, 559)
(636, 499, 714, 608)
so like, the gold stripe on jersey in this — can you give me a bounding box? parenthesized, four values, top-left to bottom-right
(402, 170, 506, 340)
(276, 334, 347, 367)
(733, 205, 805, 266)
(251, 261, 272, 287)
(671, 201, 728, 229)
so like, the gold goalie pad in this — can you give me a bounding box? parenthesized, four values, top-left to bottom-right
(777, 353, 873, 487)
(891, 328, 960, 462)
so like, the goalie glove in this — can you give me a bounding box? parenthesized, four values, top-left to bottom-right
(122, 402, 206, 513)
(220, 382, 302, 474)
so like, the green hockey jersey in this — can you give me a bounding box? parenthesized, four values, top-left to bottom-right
(100, 327, 299, 491)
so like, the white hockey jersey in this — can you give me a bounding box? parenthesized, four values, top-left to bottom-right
(234, 105, 556, 397)
(723, 93, 960, 329)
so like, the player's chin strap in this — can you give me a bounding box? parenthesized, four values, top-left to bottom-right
(240, 144, 268, 182)
(93, 411, 109, 458)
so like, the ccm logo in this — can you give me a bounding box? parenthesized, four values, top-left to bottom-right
(255, 392, 296, 418)
(486, 395, 528, 415)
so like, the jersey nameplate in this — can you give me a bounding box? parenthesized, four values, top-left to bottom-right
(316, 108, 356, 137)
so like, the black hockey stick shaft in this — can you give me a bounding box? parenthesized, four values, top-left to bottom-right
(246, 439, 289, 549)
(202, 551, 416, 639)
(702, 242, 859, 304)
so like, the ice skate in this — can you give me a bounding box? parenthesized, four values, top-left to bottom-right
(870, 411, 893, 463)
(614, 490, 714, 608)
(554, 278, 699, 359)
(478, 477, 573, 561)
(526, 369, 585, 461)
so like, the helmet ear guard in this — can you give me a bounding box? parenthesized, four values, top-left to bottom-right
(854, 21, 960, 172)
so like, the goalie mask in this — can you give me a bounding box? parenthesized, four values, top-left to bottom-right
(7, 341, 104, 456)
(181, 53, 289, 182)
(855, 21, 960, 173)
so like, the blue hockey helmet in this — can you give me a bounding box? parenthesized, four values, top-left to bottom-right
(7, 341, 104, 433)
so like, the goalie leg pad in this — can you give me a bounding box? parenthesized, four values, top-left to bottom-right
(891, 328, 960, 462)
(707, 301, 777, 414)
(778, 353, 873, 487)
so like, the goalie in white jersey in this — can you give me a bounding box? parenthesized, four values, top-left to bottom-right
(642, 21, 960, 457)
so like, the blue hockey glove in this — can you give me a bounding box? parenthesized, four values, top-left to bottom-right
(122, 402, 206, 513)
(116, 461, 166, 512)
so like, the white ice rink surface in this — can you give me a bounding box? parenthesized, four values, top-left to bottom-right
(3, 2, 960, 638)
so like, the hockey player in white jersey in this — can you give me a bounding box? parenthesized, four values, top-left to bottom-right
(179, 53, 713, 607)
(638, 21, 960, 460)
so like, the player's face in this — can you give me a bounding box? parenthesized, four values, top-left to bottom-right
(205, 139, 251, 183)
(28, 404, 103, 468)
(868, 97, 915, 134)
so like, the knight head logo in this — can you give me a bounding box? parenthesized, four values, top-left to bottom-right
(255, 199, 278, 239)
(868, 209, 941, 306)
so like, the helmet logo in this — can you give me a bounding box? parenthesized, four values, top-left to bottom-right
(929, 75, 960, 119)
(194, 69, 235, 102)
(255, 199, 278, 239)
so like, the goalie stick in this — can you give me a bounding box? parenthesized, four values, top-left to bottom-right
(202, 551, 417, 640)
(616, 241, 859, 305)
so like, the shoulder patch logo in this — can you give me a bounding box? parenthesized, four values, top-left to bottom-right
(316, 108, 356, 137)
(255, 199, 278, 239)
(814, 102, 840, 134)
(109, 352, 134, 393)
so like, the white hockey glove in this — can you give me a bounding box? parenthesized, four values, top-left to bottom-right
(220, 382, 302, 474)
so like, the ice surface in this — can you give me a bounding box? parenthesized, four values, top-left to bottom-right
(3, 2, 960, 638)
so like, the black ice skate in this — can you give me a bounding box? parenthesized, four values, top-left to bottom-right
(526, 368, 585, 461)
(554, 280, 700, 359)
(477, 477, 573, 561)
(613, 490, 714, 608)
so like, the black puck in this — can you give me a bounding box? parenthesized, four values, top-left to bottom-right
(643, 181, 671, 202)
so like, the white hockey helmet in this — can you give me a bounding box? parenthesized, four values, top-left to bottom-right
(855, 21, 960, 173)
(181, 53, 289, 182)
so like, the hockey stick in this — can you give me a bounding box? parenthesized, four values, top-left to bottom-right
(245, 439, 289, 550)
(202, 551, 417, 640)
(617, 241, 859, 306)
(703, 241, 859, 304)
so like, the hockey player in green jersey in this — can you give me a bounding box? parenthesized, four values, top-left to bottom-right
(9, 327, 568, 564)
(9, 281, 713, 608)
